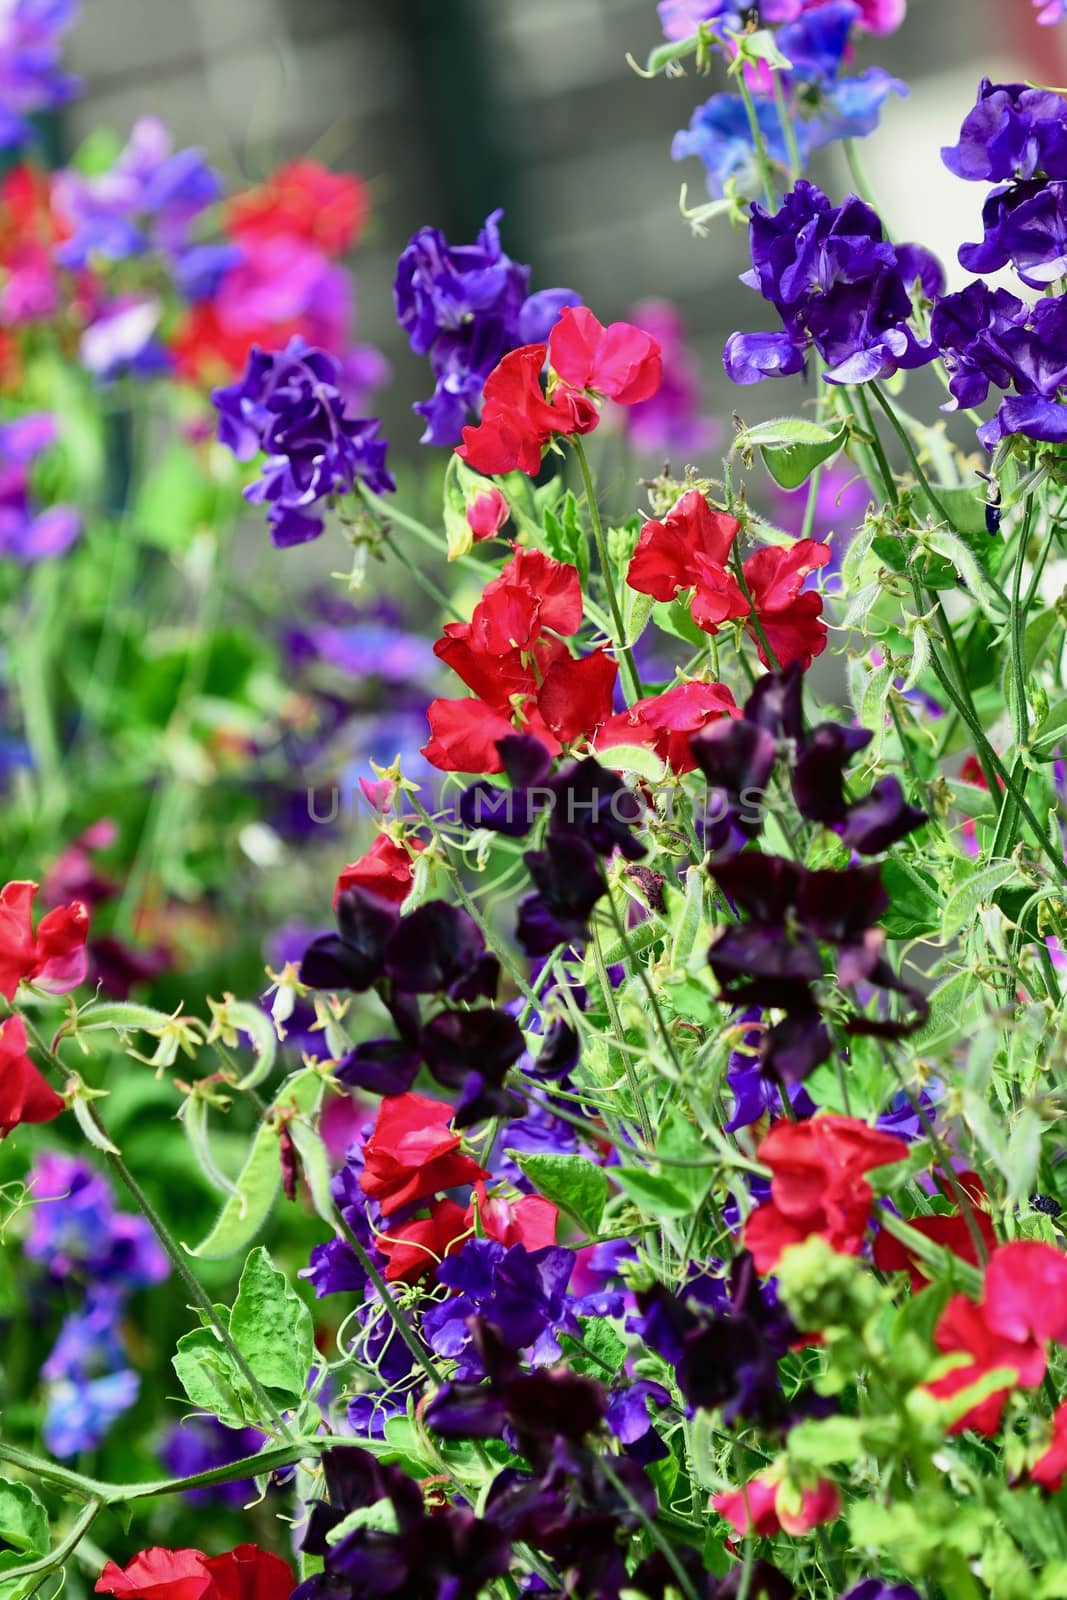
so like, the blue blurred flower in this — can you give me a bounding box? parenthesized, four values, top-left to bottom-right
(161, 1416, 265, 1504)
(0, 0, 81, 149)
(41, 1291, 140, 1457)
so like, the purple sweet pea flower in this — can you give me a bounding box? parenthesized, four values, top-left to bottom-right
(394, 209, 579, 446)
(25, 1152, 169, 1287)
(54, 115, 222, 272)
(213, 338, 394, 546)
(623, 298, 718, 454)
(1034, 0, 1067, 22)
(79, 296, 171, 381)
(41, 1289, 140, 1457)
(673, 92, 805, 201)
(724, 179, 942, 387)
(0, 411, 81, 562)
(0, 0, 81, 149)
(162, 1417, 266, 1505)
(932, 284, 1067, 448)
(943, 79, 1067, 183)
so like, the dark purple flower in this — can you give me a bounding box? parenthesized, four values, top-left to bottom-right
(724, 180, 943, 387)
(517, 835, 607, 957)
(213, 338, 394, 547)
(0, 0, 81, 149)
(792, 722, 873, 824)
(933, 283, 1067, 446)
(394, 209, 578, 445)
(837, 776, 926, 854)
(384, 902, 490, 996)
(294, 1446, 510, 1600)
(299, 887, 398, 992)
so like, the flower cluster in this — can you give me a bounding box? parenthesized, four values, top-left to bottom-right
(725, 179, 943, 385)
(0, 0, 80, 149)
(213, 339, 393, 546)
(395, 208, 579, 445)
(25, 1151, 169, 1455)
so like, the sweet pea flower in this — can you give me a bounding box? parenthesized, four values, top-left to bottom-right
(0, 877, 89, 999)
(713, 1470, 842, 1536)
(334, 834, 424, 907)
(0, 1013, 64, 1136)
(744, 1114, 909, 1273)
(358, 1091, 488, 1216)
(0, 0, 81, 150)
(96, 1544, 293, 1600)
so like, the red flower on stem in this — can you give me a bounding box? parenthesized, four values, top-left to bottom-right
(457, 307, 662, 477)
(744, 1114, 909, 1274)
(713, 1471, 841, 1537)
(927, 1241, 1067, 1434)
(226, 161, 369, 256)
(596, 679, 740, 774)
(423, 549, 617, 774)
(0, 879, 89, 1001)
(871, 1170, 996, 1290)
(359, 1091, 487, 1217)
(335, 835, 424, 908)
(625, 489, 831, 669)
(0, 1014, 64, 1137)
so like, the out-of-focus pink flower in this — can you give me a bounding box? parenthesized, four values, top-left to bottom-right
(622, 299, 717, 457)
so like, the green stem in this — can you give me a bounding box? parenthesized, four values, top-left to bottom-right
(734, 68, 777, 210)
(571, 437, 642, 703)
(1009, 476, 1037, 750)
(591, 922, 654, 1149)
(771, 69, 803, 181)
(869, 381, 954, 530)
(0, 1498, 104, 1584)
(0, 1440, 320, 1506)
(18, 1011, 297, 1442)
(335, 1216, 442, 1387)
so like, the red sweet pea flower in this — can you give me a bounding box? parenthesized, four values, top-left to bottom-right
(0, 1014, 64, 1138)
(872, 1171, 996, 1291)
(981, 1239, 1067, 1343)
(742, 540, 831, 669)
(925, 1242, 1067, 1434)
(359, 1091, 488, 1217)
(96, 1545, 292, 1600)
(1031, 1400, 1067, 1491)
(625, 490, 830, 669)
(713, 1472, 841, 1537)
(928, 1291, 1047, 1435)
(744, 1114, 908, 1274)
(547, 305, 663, 406)
(627, 489, 741, 603)
(597, 680, 740, 773)
(423, 550, 616, 773)
(375, 1197, 470, 1283)
(469, 1181, 559, 1250)
(334, 835, 424, 908)
(458, 344, 599, 476)
(0, 879, 89, 1001)
(227, 161, 370, 256)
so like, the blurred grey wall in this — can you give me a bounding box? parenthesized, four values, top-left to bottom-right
(65, 0, 1043, 459)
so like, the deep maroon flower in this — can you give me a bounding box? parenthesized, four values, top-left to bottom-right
(213, 339, 394, 546)
(384, 902, 492, 996)
(299, 887, 397, 992)
(516, 835, 608, 956)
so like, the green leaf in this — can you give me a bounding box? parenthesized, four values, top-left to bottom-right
(507, 1150, 608, 1235)
(941, 859, 1022, 939)
(912, 970, 978, 1054)
(880, 858, 941, 939)
(591, 743, 665, 782)
(786, 1415, 869, 1468)
(919, 485, 990, 538)
(614, 1165, 694, 1218)
(172, 1327, 253, 1428)
(922, 530, 1009, 622)
(0, 1480, 48, 1557)
(740, 417, 849, 491)
(1032, 694, 1067, 759)
(229, 1247, 315, 1406)
(326, 1500, 399, 1542)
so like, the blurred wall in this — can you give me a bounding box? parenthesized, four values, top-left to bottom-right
(65, 0, 1052, 459)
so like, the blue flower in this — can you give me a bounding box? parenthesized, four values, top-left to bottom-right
(0, 0, 81, 150)
(213, 338, 394, 546)
(41, 1291, 139, 1457)
(162, 1417, 266, 1505)
(672, 93, 803, 201)
(394, 209, 578, 446)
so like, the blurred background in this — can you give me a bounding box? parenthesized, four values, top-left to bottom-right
(59, 0, 1061, 464)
